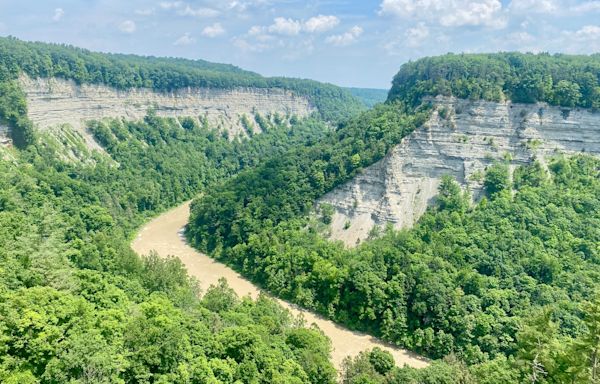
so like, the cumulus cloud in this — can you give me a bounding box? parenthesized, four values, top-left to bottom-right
(202, 23, 226, 38)
(118, 20, 136, 34)
(159, 2, 219, 18)
(179, 6, 220, 18)
(569, 25, 600, 41)
(53, 8, 64, 22)
(268, 17, 302, 35)
(405, 22, 430, 47)
(304, 15, 340, 33)
(326, 26, 363, 46)
(174, 32, 196, 45)
(379, 0, 506, 28)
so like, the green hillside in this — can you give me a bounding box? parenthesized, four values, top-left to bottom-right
(346, 87, 388, 108)
(389, 52, 600, 108)
(0, 36, 363, 148)
(187, 54, 600, 383)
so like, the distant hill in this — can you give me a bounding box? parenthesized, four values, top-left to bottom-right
(346, 87, 388, 107)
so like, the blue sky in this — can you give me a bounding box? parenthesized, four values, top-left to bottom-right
(0, 1, 599, 88)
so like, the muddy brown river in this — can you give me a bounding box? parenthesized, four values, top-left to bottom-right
(131, 201, 429, 371)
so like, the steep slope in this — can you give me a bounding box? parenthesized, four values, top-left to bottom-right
(0, 37, 362, 148)
(21, 75, 313, 149)
(182, 52, 600, 383)
(320, 96, 600, 245)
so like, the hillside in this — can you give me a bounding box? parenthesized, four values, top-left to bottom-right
(187, 53, 600, 383)
(321, 95, 600, 245)
(346, 87, 388, 108)
(0, 36, 362, 149)
(0, 38, 376, 383)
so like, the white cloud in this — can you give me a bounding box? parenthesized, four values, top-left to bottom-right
(179, 5, 220, 18)
(159, 2, 219, 17)
(202, 23, 226, 38)
(174, 32, 196, 45)
(405, 22, 429, 47)
(53, 8, 64, 22)
(118, 20, 136, 34)
(232, 37, 272, 52)
(379, 0, 506, 28)
(304, 15, 340, 33)
(570, 25, 600, 41)
(268, 17, 302, 35)
(251, 15, 340, 38)
(509, 0, 557, 13)
(326, 26, 363, 46)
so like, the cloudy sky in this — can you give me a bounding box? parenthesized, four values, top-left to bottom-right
(0, 1, 599, 88)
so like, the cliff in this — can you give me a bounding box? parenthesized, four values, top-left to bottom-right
(20, 76, 314, 149)
(319, 96, 600, 246)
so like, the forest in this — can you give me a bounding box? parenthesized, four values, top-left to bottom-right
(0, 36, 362, 148)
(1, 47, 599, 383)
(0, 112, 341, 383)
(187, 53, 600, 383)
(389, 52, 600, 109)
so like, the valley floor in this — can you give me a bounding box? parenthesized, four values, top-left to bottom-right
(131, 201, 429, 371)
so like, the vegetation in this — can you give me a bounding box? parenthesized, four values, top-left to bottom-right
(187, 53, 600, 381)
(346, 87, 388, 108)
(0, 113, 337, 383)
(389, 52, 600, 108)
(0, 36, 363, 148)
(187, 101, 431, 251)
(191, 150, 600, 382)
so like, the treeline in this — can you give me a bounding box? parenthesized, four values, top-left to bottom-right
(389, 52, 600, 108)
(190, 151, 600, 382)
(0, 36, 362, 123)
(0, 114, 338, 383)
(346, 87, 388, 108)
(187, 101, 431, 252)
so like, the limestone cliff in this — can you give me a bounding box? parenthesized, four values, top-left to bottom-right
(319, 96, 600, 246)
(21, 76, 314, 149)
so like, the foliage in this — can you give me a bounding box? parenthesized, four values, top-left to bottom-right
(0, 36, 363, 122)
(189, 151, 600, 382)
(0, 113, 336, 383)
(389, 52, 600, 108)
(346, 88, 389, 108)
(187, 101, 431, 251)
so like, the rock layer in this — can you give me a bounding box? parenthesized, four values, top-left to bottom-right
(21, 76, 314, 149)
(320, 96, 600, 246)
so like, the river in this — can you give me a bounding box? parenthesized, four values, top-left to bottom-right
(131, 201, 429, 371)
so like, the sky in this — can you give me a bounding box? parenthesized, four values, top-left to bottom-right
(0, 1, 599, 88)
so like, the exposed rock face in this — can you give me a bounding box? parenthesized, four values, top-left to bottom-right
(0, 124, 10, 146)
(320, 96, 600, 246)
(21, 76, 314, 149)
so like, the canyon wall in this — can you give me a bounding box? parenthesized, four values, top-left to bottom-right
(319, 96, 600, 246)
(20, 76, 314, 149)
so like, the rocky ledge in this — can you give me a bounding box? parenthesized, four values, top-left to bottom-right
(319, 96, 600, 246)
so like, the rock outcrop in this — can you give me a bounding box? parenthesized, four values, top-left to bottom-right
(319, 96, 600, 246)
(21, 76, 314, 149)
